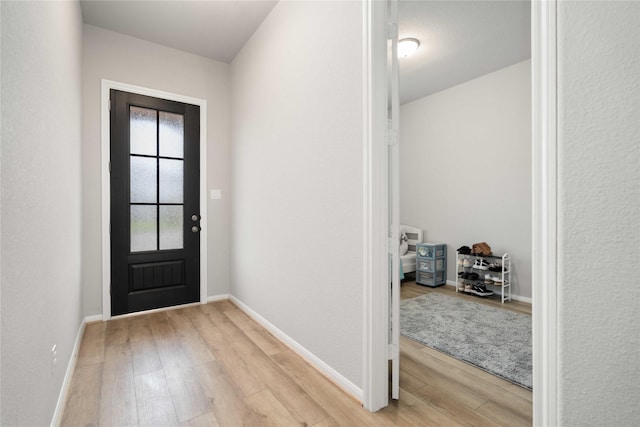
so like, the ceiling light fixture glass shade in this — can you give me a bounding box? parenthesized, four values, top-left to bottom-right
(398, 38, 420, 58)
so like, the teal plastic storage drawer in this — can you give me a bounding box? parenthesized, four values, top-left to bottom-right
(416, 271, 446, 287)
(417, 243, 446, 259)
(416, 242, 447, 287)
(417, 258, 445, 273)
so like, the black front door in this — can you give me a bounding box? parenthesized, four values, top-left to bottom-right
(110, 90, 200, 315)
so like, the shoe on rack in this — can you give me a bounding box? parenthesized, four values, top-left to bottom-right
(484, 274, 493, 284)
(464, 283, 473, 293)
(471, 283, 494, 297)
(462, 259, 473, 268)
(458, 280, 465, 291)
(457, 246, 471, 255)
(468, 272, 479, 281)
(489, 275, 503, 283)
(489, 263, 509, 273)
(473, 259, 490, 270)
(488, 263, 502, 272)
(457, 258, 464, 267)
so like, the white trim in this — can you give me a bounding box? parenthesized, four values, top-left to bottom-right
(96, 300, 209, 324)
(388, 0, 401, 401)
(532, 0, 558, 425)
(443, 280, 533, 304)
(110, 302, 201, 320)
(365, 0, 558, 418)
(83, 314, 103, 324)
(230, 296, 363, 402)
(50, 317, 88, 427)
(100, 80, 208, 321)
(511, 294, 533, 305)
(207, 294, 230, 303)
(362, 0, 391, 412)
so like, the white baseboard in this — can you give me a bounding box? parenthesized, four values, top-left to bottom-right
(50, 315, 91, 427)
(510, 294, 532, 304)
(207, 293, 230, 303)
(446, 280, 532, 304)
(229, 296, 363, 403)
(84, 314, 102, 323)
(82, 297, 230, 323)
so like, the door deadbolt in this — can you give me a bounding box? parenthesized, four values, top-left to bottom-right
(191, 214, 200, 222)
(191, 225, 200, 233)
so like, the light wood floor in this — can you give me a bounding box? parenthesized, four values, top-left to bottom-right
(401, 280, 532, 315)
(396, 281, 532, 426)
(61, 291, 532, 426)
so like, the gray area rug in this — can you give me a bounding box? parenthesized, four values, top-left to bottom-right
(401, 293, 532, 389)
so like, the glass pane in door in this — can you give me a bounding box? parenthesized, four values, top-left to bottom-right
(159, 159, 183, 203)
(130, 156, 157, 203)
(130, 107, 157, 156)
(128, 106, 187, 253)
(131, 205, 157, 252)
(159, 205, 183, 250)
(159, 111, 184, 158)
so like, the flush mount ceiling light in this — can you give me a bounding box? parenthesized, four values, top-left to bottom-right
(398, 38, 420, 58)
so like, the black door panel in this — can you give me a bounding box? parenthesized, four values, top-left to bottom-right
(110, 90, 200, 315)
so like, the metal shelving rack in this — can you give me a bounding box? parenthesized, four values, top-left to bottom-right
(455, 251, 512, 303)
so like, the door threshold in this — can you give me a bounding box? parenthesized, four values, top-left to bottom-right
(109, 301, 202, 321)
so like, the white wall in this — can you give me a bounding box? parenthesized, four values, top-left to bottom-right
(400, 60, 532, 299)
(1, 2, 83, 425)
(557, 1, 639, 425)
(82, 25, 231, 316)
(230, 1, 365, 390)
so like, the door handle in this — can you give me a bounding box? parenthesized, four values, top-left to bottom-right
(191, 214, 200, 222)
(191, 225, 200, 233)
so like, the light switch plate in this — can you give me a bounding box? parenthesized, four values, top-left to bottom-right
(210, 189, 222, 200)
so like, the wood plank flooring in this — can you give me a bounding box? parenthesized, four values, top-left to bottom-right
(397, 281, 532, 426)
(400, 280, 532, 315)
(61, 291, 532, 426)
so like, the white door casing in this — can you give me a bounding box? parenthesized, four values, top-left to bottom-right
(532, 0, 558, 425)
(100, 79, 208, 320)
(387, 0, 401, 401)
(361, 0, 391, 412)
(362, 0, 559, 423)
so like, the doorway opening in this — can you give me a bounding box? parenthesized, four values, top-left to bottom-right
(100, 80, 209, 319)
(394, 0, 533, 420)
(110, 90, 201, 315)
(365, 1, 559, 424)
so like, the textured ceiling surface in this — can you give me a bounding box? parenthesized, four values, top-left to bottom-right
(399, 0, 531, 104)
(80, 0, 278, 64)
(80, 1, 530, 103)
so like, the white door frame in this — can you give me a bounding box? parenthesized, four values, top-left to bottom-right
(100, 79, 208, 320)
(387, 0, 401, 401)
(362, 0, 391, 412)
(362, 0, 559, 423)
(531, 1, 558, 425)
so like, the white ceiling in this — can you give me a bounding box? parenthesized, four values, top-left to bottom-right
(80, 1, 530, 104)
(399, 0, 531, 105)
(80, 0, 278, 64)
